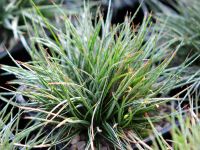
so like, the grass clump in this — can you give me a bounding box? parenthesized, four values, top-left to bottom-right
(151, 94, 200, 150)
(0, 102, 30, 149)
(154, 0, 200, 63)
(0, 0, 62, 50)
(147, 0, 200, 95)
(0, 101, 57, 149)
(1, 5, 177, 149)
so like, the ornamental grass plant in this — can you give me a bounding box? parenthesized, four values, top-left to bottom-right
(154, 0, 200, 62)
(147, 0, 200, 147)
(0, 102, 34, 149)
(145, 0, 200, 97)
(151, 93, 200, 150)
(0, 2, 181, 149)
(0, 100, 62, 149)
(0, 0, 63, 51)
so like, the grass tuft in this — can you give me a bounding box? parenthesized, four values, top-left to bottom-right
(1, 4, 178, 149)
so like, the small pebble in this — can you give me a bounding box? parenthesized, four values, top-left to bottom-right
(71, 135, 80, 144)
(70, 141, 86, 150)
(76, 141, 86, 150)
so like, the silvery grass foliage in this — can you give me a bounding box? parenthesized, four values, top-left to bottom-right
(0, 3, 179, 149)
(153, 0, 200, 60)
(0, 0, 62, 28)
(144, 0, 176, 14)
(0, 103, 22, 149)
(151, 93, 200, 150)
(0, 101, 57, 149)
(0, 103, 18, 149)
(0, 0, 62, 44)
(146, 0, 200, 96)
(0, 102, 26, 149)
(102, 0, 138, 8)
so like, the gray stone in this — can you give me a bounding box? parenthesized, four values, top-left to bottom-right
(71, 135, 80, 144)
(76, 141, 86, 150)
(70, 141, 86, 150)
